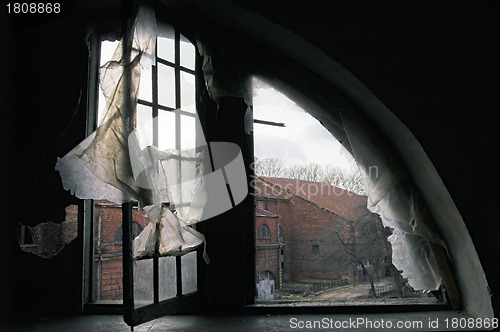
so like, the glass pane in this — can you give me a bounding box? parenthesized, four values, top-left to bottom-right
(138, 64, 152, 103)
(136, 104, 153, 149)
(181, 251, 197, 295)
(180, 36, 195, 70)
(157, 36, 174, 63)
(180, 71, 196, 110)
(180, 115, 196, 151)
(100, 40, 119, 65)
(158, 110, 176, 150)
(98, 40, 120, 126)
(134, 259, 154, 308)
(158, 63, 176, 108)
(159, 256, 177, 301)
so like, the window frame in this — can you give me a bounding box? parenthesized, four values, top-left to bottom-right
(81, 15, 459, 320)
(82, 24, 206, 321)
(124, 27, 203, 327)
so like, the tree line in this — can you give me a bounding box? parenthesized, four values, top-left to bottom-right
(252, 157, 365, 195)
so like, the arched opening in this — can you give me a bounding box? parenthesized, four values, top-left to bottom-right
(257, 270, 276, 301)
(114, 222, 144, 244)
(257, 224, 270, 239)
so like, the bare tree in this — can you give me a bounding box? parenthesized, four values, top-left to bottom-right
(328, 214, 394, 299)
(322, 166, 365, 195)
(334, 226, 377, 298)
(286, 162, 365, 195)
(286, 162, 324, 182)
(254, 158, 365, 195)
(253, 157, 286, 177)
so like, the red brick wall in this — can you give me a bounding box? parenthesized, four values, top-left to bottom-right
(94, 203, 150, 245)
(256, 194, 392, 283)
(93, 202, 150, 301)
(99, 257, 123, 300)
(283, 196, 347, 281)
(255, 214, 281, 288)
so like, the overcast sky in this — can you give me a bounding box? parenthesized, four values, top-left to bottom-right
(252, 82, 355, 171)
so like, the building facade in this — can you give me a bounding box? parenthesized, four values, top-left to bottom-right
(254, 177, 396, 300)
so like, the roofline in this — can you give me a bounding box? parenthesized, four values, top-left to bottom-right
(257, 176, 368, 220)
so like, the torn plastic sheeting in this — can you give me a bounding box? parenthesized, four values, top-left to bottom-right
(127, 136, 248, 224)
(127, 127, 207, 225)
(130, 140, 247, 262)
(389, 231, 442, 291)
(56, 131, 134, 203)
(342, 110, 443, 291)
(127, 113, 248, 224)
(56, 4, 157, 207)
(133, 205, 207, 261)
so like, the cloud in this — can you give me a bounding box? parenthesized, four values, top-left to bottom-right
(253, 85, 353, 170)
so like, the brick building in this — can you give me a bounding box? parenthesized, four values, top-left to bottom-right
(91, 201, 150, 301)
(254, 177, 396, 300)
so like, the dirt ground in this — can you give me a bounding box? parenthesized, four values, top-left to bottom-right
(274, 279, 440, 305)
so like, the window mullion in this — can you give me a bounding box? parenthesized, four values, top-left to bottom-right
(152, 41, 159, 147)
(174, 31, 181, 150)
(174, 31, 183, 298)
(152, 41, 160, 305)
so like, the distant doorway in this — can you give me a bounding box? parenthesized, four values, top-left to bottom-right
(257, 270, 276, 301)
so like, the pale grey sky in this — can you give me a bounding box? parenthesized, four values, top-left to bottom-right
(252, 82, 355, 171)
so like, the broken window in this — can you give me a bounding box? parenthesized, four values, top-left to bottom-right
(17, 205, 78, 258)
(252, 78, 443, 305)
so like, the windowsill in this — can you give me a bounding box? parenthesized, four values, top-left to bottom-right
(245, 301, 449, 317)
(252, 297, 444, 308)
(4, 310, 480, 331)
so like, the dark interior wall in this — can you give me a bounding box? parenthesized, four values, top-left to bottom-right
(2, 12, 89, 318)
(1, 0, 498, 319)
